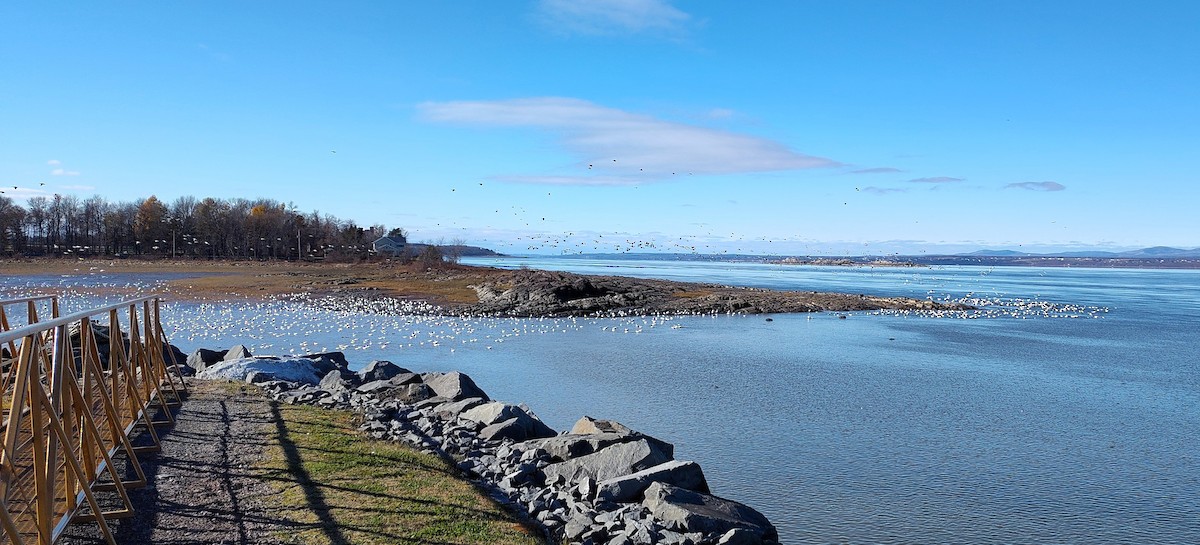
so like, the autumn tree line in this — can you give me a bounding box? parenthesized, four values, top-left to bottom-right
(0, 193, 404, 260)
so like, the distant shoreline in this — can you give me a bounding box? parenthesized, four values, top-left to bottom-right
(0, 257, 969, 316)
(474, 253, 1200, 270)
(873, 255, 1200, 270)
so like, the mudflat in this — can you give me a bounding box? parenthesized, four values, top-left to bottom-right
(1, 257, 967, 316)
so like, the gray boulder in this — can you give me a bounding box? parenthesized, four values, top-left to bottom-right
(542, 438, 673, 485)
(300, 351, 350, 375)
(319, 370, 352, 392)
(459, 401, 521, 427)
(462, 402, 557, 442)
(355, 373, 422, 393)
(433, 397, 487, 419)
(718, 528, 765, 545)
(595, 460, 709, 503)
(641, 482, 777, 542)
(571, 415, 635, 435)
(187, 348, 227, 371)
(224, 344, 252, 360)
(165, 344, 189, 367)
(358, 360, 408, 382)
(568, 416, 674, 459)
(515, 432, 640, 462)
(198, 356, 321, 384)
(424, 371, 488, 401)
(479, 418, 528, 442)
(383, 383, 435, 404)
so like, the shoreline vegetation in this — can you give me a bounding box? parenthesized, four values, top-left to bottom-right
(0, 257, 969, 316)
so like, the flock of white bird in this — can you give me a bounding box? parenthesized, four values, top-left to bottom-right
(0, 273, 1108, 363)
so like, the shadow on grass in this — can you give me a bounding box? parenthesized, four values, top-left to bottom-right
(269, 399, 353, 545)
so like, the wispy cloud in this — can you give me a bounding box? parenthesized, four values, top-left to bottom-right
(848, 167, 903, 175)
(493, 175, 645, 187)
(1006, 181, 1066, 192)
(706, 108, 735, 120)
(907, 176, 964, 184)
(0, 187, 50, 199)
(48, 159, 80, 176)
(420, 97, 838, 185)
(535, 0, 692, 37)
(862, 186, 908, 195)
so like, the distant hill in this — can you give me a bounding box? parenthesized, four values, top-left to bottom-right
(1118, 246, 1200, 257)
(962, 246, 1200, 259)
(514, 247, 1200, 270)
(967, 249, 1030, 257)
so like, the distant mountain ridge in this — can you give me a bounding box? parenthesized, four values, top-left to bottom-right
(965, 246, 1200, 258)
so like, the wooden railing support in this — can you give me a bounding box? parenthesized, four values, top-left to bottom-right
(0, 295, 184, 545)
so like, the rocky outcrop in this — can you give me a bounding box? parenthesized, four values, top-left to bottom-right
(205, 353, 780, 544)
(465, 268, 970, 317)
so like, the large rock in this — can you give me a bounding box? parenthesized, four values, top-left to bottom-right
(459, 401, 521, 427)
(197, 356, 321, 385)
(595, 460, 710, 503)
(432, 397, 487, 419)
(356, 373, 423, 394)
(569, 416, 675, 459)
(319, 370, 352, 392)
(187, 348, 227, 372)
(300, 351, 350, 375)
(479, 418, 530, 442)
(224, 344, 252, 360)
(164, 344, 189, 367)
(382, 383, 435, 404)
(571, 415, 635, 435)
(515, 432, 642, 462)
(641, 483, 777, 542)
(460, 402, 556, 441)
(424, 371, 488, 401)
(358, 360, 408, 382)
(541, 438, 673, 485)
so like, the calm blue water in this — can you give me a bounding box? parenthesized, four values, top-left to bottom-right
(3, 260, 1198, 544)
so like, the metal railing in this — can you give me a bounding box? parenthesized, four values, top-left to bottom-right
(0, 296, 187, 545)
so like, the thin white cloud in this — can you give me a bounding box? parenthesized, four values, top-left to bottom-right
(50, 168, 80, 176)
(420, 97, 838, 185)
(848, 167, 903, 175)
(493, 175, 646, 187)
(1006, 181, 1066, 192)
(0, 187, 50, 199)
(862, 186, 908, 195)
(707, 108, 735, 120)
(46, 159, 61, 166)
(907, 176, 964, 184)
(536, 0, 692, 37)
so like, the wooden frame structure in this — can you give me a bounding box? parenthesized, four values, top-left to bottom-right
(0, 296, 187, 545)
(1, 297, 59, 399)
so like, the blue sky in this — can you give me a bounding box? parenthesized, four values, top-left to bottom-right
(2, 1, 1197, 255)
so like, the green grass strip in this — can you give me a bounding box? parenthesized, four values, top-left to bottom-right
(260, 399, 542, 545)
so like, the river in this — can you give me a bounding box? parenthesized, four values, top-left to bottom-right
(3, 258, 1197, 544)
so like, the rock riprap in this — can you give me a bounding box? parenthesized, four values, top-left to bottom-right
(195, 348, 780, 545)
